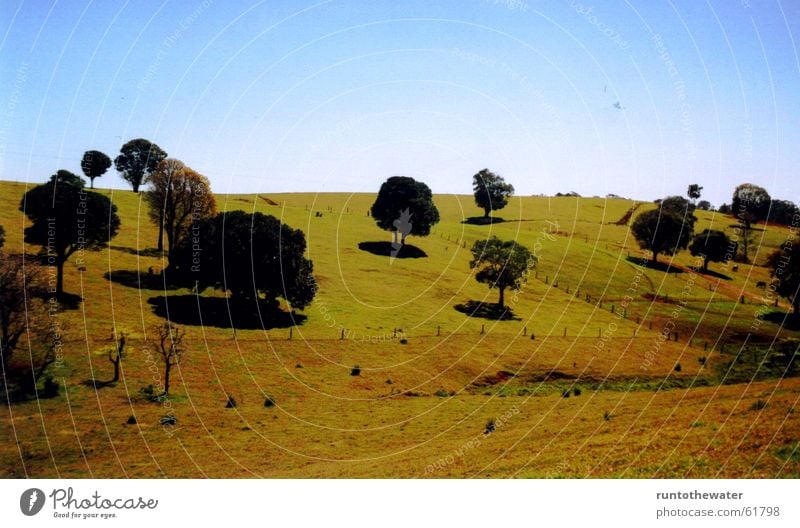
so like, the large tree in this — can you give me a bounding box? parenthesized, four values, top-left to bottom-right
(170, 211, 316, 310)
(473, 168, 514, 219)
(768, 199, 799, 227)
(80, 150, 112, 189)
(370, 176, 440, 244)
(631, 209, 693, 264)
(19, 170, 120, 296)
(766, 240, 800, 321)
(0, 252, 57, 397)
(469, 237, 535, 309)
(114, 138, 167, 192)
(732, 183, 771, 262)
(689, 229, 735, 272)
(145, 159, 216, 261)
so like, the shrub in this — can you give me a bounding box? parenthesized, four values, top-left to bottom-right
(484, 419, 496, 434)
(264, 395, 275, 408)
(126, 415, 137, 425)
(351, 365, 361, 376)
(750, 399, 768, 411)
(603, 411, 611, 421)
(698, 356, 707, 366)
(225, 395, 237, 408)
(399, 338, 408, 345)
(573, 387, 582, 396)
(674, 363, 682, 372)
(434, 389, 449, 397)
(562, 390, 570, 398)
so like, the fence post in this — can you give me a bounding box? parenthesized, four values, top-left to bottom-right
(437, 325, 441, 337)
(288, 327, 292, 340)
(341, 328, 345, 340)
(523, 326, 527, 336)
(481, 324, 485, 335)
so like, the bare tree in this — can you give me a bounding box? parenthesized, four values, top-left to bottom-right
(108, 331, 127, 383)
(153, 323, 185, 397)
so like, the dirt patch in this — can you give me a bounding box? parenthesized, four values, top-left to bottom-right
(472, 370, 516, 387)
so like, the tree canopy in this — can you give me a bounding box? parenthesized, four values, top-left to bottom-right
(370, 176, 440, 242)
(689, 229, 735, 271)
(145, 158, 216, 263)
(19, 170, 120, 296)
(631, 209, 693, 264)
(766, 239, 800, 321)
(80, 150, 112, 189)
(472, 168, 514, 218)
(114, 138, 167, 192)
(469, 237, 535, 309)
(170, 211, 316, 311)
(732, 183, 771, 262)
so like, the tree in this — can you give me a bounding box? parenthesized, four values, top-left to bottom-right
(370, 176, 440, 244)
(697, 200, 711, 211)
(80, 150, 112, 189)
(718, 203, 731, 214)
(469, 237, 535, 309)
(631, 209, 693, 264)
(170, 211, 316, 310)
(19, 170, 120, 296)
(687, 184, 703, 203)
(145, 159, 216, 260)
(689, 229, 735, 272)
(732, 183, 771, 262)
(768, 199, 799, 227)
(766, 240, 800, 321)
(0, 252, 58, 398)
(153, 323, 185, 397)
(108, 331, 127, 383)
(472, 168, 514, 219)
(114, 138, 167, 192)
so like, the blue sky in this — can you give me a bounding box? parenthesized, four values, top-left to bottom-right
(1, 0, 798, 206)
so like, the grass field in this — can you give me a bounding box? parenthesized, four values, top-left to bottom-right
(1, 180, 798, 477)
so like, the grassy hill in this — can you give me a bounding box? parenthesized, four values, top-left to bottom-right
(1, 180, 798, 477)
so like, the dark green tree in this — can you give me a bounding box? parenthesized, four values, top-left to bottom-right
(631, 209, 693, 264)
(469, 237, 535, 309)
(171, 211, 316, 310)
(697, 200, 711, 211)
(766, 239, 800, 321)
(80, 150, 112, 189)
(19, 170, 120, 296)
(370, 176, 440, 244)
(768, 199, 799, 227)
(114, 138, 167, 192)
(687, 183, 703, 203)
(732, 183, 771, 262)
(689, 229, 735, 272)
(472, 168, 514, 219)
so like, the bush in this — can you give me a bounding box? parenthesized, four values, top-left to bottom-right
(434, 389, 449, 397)
(674, 363, 682, 372)
(351, 365, 361, 376)
(484, 419, 496, 434)
(264, 395, 276, 408)
(126, 415, 137, 425)
(603, 411, 611, 421)
(225, 395, 237, 408)
(573, 387, 581, 396)
(698, 356, 707, 366)
(562, 390, 570, 398)
(399, 338, 408, 345)
(750, 399, 768, 411)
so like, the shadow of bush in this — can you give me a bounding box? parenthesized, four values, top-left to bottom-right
(358, 241, 428, 259)
(454, 300, 520, 321)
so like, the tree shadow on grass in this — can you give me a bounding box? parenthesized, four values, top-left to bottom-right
(454, 300, 520, 321)
(761, 311, 800, 331)
(147, 295, 306, 330)
(625, 256, 684, 274)
(698, 268, 732, 281)
(462, 216, 506, 226)
(112, 246, 163, 258)
(358, 241, 427, 259)
(104, 270, 182, 291)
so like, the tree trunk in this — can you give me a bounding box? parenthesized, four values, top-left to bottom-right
(163, 363, 171, 396)
(484, 207, 491, 219)
(157, 210, 164, 252)
(498, 286, 505, 309)
(703, 257, 709, 272)
(651, 251, 658, 265)
(90, 177, 95, 189)
(56, 261, 64, 297)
